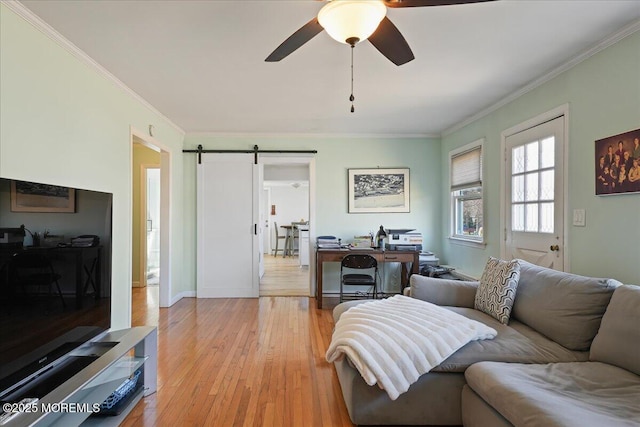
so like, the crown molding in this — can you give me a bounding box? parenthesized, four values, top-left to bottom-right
(2, 0, 434, 141)
(8, 0, 636, 141)
(185, 131, 440, 140)
(2, 0, 185, 136)
(442, 18, 640, 137)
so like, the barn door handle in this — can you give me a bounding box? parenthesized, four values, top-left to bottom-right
(550, 245, 560, 252)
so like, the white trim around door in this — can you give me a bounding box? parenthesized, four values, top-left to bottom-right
(259, 155, 316, 297)
(500, 104, 570, 271)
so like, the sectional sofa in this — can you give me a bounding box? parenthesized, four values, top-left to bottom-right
(330, 260, 636, 426)
(462, 283, 640, 427)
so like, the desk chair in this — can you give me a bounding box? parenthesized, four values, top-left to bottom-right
(340, 254, 378, 302)
(273, 222, 286, 257)
(10, 251, 66, 310)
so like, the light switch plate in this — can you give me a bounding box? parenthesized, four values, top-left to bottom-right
(573, 209, 586, 227)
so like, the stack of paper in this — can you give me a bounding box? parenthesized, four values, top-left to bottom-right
(71, 236, 97, 247)
(317, 237, 340, 249)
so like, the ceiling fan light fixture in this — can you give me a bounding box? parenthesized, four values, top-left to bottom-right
(318, 0, 387, 45)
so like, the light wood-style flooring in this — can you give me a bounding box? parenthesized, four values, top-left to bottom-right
(259, 254, 310, 297)
(125, 287, 352, 426)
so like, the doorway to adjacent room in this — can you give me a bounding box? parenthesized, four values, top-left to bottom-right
(131, 130, 171, 326)
(260, 157, 313, 297)
(145, 167, 161, 287)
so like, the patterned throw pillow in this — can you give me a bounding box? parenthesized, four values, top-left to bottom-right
(474, 257, 521, 324)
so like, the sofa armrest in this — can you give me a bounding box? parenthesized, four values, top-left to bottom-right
(333, 300, 373, 323)
(409, 274, 479, 308)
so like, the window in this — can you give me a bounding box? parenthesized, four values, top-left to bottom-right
(510, 136, 555, 233)
(450, 140, 484, 244)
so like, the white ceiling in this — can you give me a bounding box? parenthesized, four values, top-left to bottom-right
(18, 0, 640, 136)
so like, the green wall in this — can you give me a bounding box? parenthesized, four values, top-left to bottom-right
(3, 1, 637, 312)
(0, 4, 186, 327)
(440, 31, 640, 285)
(182, 136, 441, 293)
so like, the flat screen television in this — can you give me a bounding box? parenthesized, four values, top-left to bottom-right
(0, 177, 112, 403)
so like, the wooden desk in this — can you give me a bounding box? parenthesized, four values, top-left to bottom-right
(315, 248, 419, 309)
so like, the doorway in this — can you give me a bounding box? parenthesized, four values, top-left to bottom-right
(501, 107, 568, 270)
(193, 153, 316, 299)
(259, 158, 313, 297)
(131, 130, 171, 326)
(145, 167, 161, 287)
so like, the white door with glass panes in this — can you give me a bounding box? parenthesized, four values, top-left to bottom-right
(505, 116, 564, 270)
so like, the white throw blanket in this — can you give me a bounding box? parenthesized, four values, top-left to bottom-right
(326, 295, 497, 400)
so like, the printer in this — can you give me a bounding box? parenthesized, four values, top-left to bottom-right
(0, 227, 25, 245)
(385, 229, 423, 251)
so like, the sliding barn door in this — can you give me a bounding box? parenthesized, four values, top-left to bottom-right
(197, 153, 259, 298)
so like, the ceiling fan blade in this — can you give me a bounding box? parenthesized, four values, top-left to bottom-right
(265, 18, 324, 62)
(368, 17, 414, 66)
(384, 0, 495, 8)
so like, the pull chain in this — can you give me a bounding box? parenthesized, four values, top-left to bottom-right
(350, 43, 355, 113)
(345, 37, 359, 113)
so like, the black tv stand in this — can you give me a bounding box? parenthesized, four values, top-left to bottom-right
(2, 327, 156, 427)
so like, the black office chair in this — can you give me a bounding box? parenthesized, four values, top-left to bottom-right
(340, 254, 378, 302)
(10, 251, 66, 310)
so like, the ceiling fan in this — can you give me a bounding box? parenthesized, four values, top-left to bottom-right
(265, 0, 495, 66)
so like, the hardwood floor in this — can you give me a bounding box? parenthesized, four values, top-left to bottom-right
(126, 288, 352, 426)
(131, 286, 160, 327)
(259, 254, 310, 297)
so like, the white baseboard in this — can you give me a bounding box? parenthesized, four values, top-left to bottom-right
(170, 290, 196, 306)
(170, 291, 321, 303)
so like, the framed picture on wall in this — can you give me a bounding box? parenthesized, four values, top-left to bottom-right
(595, 128, 640, 196)
(11, 180, 76, 213)
(348, 168, 410, 213)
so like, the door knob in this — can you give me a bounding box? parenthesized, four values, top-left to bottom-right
(550, 245, 560, 252)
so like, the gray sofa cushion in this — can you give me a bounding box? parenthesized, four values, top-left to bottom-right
(432, 307, 587, 372)
(461, 385, 514, 427)
(511, 260, 621, 351)
(409, 274, 478, 308)
(465, 361, 640, 427)
(335, 358, 467, 426)
(590, 285, 640, 375)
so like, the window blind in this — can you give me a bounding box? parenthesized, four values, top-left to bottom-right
(451, 146, 482, 190)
